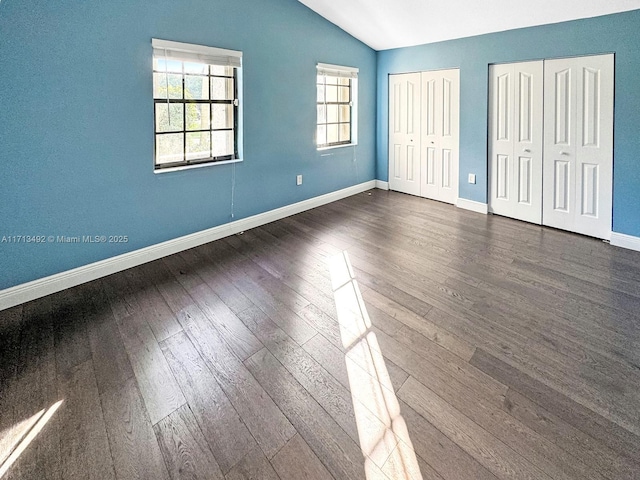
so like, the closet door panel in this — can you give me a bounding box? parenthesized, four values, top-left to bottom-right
(575, 56, 613, 238)
(389, 73, 421, 196)
(514, 62, 544, 222)
(544, 62, 577, 230)
(438, 72, 459, 204)
(543, 54, 613, 239)
(421, 75, 439, 199)
(420, 69, 459, 204)
(489, 61, 543, 223)
(489, 64, 514, 217)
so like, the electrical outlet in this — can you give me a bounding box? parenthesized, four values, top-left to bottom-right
(468, 173, 476, 184)
(296, 174, 303, 186)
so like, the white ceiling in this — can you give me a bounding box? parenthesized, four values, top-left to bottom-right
(297, 0, 640, 51)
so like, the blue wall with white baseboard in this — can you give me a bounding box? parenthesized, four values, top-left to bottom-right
(0, 0, 376, 290)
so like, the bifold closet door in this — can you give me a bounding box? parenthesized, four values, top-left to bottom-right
(420, 69, 460, 204)
(543, 54, 614, 239)
(489, 61, 544, 224)
(389, 73, 421, 196)
(389, 70, 460, 203)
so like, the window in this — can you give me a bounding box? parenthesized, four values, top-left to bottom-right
(152, 39, 242, 171)
(316, 63, 358, 149)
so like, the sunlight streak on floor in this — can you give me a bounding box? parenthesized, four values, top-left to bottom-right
(329, 251, 423, 480)
(0, 408, 46, 467)
(0, 400, 63, 478)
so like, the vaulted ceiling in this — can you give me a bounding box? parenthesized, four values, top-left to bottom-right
(297, 0, 640, 50)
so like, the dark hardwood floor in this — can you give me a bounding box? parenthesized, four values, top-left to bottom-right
(1, 190, 640, 479)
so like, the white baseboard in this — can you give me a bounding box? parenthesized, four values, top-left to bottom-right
(375, 180, 389, 190)
(456, 198, 488, 215)
(610, 232, 640, 252)
(0, 180, 376, 311)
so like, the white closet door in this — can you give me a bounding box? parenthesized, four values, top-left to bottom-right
(543, 54, 614, 239)
(420, 69, 460, 204)
(489, 61, 544, 223)
(389, 73, 421, 196)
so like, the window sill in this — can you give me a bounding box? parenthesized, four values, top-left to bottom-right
(154, 158, 242, 174)
(317, 143, 358, 152)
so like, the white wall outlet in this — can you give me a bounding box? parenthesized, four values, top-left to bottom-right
(468, 173, 476, 184)
(296, 174, 303, 186)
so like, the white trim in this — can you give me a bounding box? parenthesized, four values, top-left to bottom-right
(154, 158, 242, 174)
(610, 232, 640, 252)
(152, 39, 241, 68)
(375, 180, 389, 190)
(0, 181, 376, 311)
(317, 143, 358, 152)
(456, 198, 489, 214)
(152, 38, 242, 59)
(316, 63, 359, 78)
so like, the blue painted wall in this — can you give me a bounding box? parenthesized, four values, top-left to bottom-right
(0, 0, 376, 290)
(377, 10, 640, 237)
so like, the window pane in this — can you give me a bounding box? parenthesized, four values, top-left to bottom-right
(339, 105, 350, 122)
(185, 103, 210, 131)
(327, 105, 339, 123)
(317, 84, 325, 103)
(184, 75, 209, 100)
(212, 130, 234, 157)
(327, 124, 339, 144)
(339, 123, 351, 142)
(326, 85, 338, 103)
(154, 58, 182, 73)
(317, 105, 326, 124)
(325, 75, 339, 85)
(211, 65, 234, 76)
(338, 86, 350, 102)
(155, 103, 184, 132)
(317, 125, 327, 146)
(184, 62, 208, 74)
(156, 133, 184, 164)
(212, 104, 234, 129)
(153, 73, 182, 99)
(211, 77, 234, 100)
(186, 132, 211, 160)
(338, 77, 350, 86)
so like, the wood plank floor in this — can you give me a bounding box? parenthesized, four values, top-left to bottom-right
(1, 190, 640, 479)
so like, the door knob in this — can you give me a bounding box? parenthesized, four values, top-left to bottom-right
(560, 151, 569, 156)
(430, 141, 435, 144)
(523, 148, 531, 153)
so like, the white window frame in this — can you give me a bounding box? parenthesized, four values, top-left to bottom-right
(316, 63, 358, 150)
(152, 38, 243, 173)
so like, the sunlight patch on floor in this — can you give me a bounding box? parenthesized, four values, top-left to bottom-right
(0, 400, 63, 478)
(329, 251, 422, 480)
